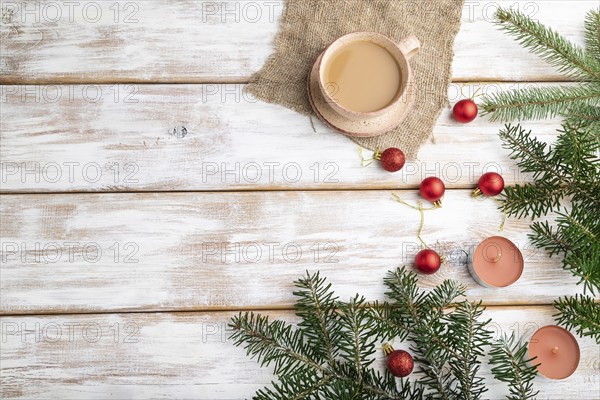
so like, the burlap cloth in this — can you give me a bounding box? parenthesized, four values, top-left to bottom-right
(247, 0, 465, 158)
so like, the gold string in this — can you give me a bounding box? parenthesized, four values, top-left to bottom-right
(391, 193, 437, 211)
(472, 191, 507, 231)
(416, 201, 429, 249)
(358, 147, 382, 167)
(492, 197, 507, 232)
(391, 193, 432, 249)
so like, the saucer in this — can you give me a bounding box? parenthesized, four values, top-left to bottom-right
(307, 52, 415, 138)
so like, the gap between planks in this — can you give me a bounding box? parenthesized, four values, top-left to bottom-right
(0, 186, 485, 196)
(0, 78, 584, 85)
(0, 303, 563, 318)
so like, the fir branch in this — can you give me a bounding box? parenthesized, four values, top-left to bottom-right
(566, 104, 600, 126)
(494, 8, 600, 82)
(254, 373, 331, 400)
(445, 301, 492, 400)
(489, 334, 540, 400)
(553, 122, 600, 194)
(501, 183, 563, 219)
(498, 123, 600, 218)
(562, 240, 600, 294)
(554, 295, 600, 344)
(230, 269, 537, 399)
(585, 8, 600, 58)
(383, 268, 481, 400)
(529, 220, 571, 256)
(336, 295, 378, 376)
(294, 272, 339, 365)
(229, 312, 318, 376)
(498, 124, 554, 177)
(481, 84, 600, 122)
(365, 301, 409, 342)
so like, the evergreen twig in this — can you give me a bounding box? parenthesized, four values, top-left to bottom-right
(585, 9, 600, 59)
(493, 8, 600, 82)
(483, 6, 600, 346)
(489, 334, 540, 400)
(481, 84, 600, 122)
(230, 268, 533, 399)
(554, 295, 600, 343)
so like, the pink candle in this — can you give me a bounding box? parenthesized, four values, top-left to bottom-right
(529, 325, 580, 379)
(468, 236, 523, 287)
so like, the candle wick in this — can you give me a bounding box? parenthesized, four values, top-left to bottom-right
(552, 346, 559, 354)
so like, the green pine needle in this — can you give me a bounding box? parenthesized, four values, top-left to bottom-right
(482, 7, 600, 125)
(481, 84, 600, 122)
(554, 295, 600, 344)
(229, 268, 532, 399)
(494, 8, 600, 82)
(489, 334, 540, 400)
(585, 9, 600, 58)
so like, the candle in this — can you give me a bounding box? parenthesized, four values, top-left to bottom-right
(529, 325, 580, 379)
(467, 236, 523, 287)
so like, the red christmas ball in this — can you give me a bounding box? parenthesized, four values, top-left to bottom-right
(387, 349, 414, 378)
(477, 172, 505, 196)
(453, 99, 478, 123)
(414, 249, 442, 274)
(380, 148, 406, 172)
(419, 177, 445, 205)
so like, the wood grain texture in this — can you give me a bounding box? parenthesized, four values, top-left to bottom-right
(0, 82, 567, 192)
(1, 307, 598, 399)
(0, 191, 583, 314)
(0, 1, 594, 84)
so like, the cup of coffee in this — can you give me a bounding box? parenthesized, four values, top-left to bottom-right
(317, 32, 420, 121)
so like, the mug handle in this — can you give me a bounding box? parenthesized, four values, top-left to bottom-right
(397, 36, 420, 60)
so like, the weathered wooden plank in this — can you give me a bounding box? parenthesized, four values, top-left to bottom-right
(1, 307, 598, 399)
(0, 191, 583, 314)
(0, 82, 565, 192)
(0, 1, 594, 84)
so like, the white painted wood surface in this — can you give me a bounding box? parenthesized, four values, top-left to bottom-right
(0, 1, 594, 83)
(1, 0, 597, 399)
(0, 191, 584, 313)
(1, 307, 599, 399)
(0, 83, 566, 192)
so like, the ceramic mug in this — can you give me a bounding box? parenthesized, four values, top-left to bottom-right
(317, 32, 420, 121)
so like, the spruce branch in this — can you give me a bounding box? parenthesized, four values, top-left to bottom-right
(489, 334, 540, 400)
(294, 272, 339, 364)
(445, 301, 492, 400)
(481, 84, 600, 122)
(554, 295, 600, 344)
(585, 8, 600, 58)
(482, 7, 600, 126)
(494, 8, 600, 82)
(475, 5, 599, 379)
(566, 104, 600, 126)
(230, 269, 533, 399)
(229, 312, 318, 376)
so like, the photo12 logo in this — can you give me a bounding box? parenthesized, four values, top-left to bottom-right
(2, 321, 140, 343)
(200, 161, 339, 184)
(1, 241, 140, 264)
(0, 161, 140, 185)
(200, 1, 282, 23)
(1, 1, 141, 24)
(200, 241, 340, 264)
(0, 85, 139, 104)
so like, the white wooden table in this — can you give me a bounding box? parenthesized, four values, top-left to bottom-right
(1, 1, 598, 398)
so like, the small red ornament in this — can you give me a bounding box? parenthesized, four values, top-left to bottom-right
(453, 99, 478, 123)
(414, 249, 442, 274)
(383, 343, 414, 378)
(472, 172, 505, 197)
(419, 177, 445, 208)
(379, 148, 406, 172)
